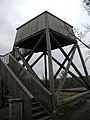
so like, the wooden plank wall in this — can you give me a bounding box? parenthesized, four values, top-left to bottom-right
(48, 13, 75, 41)
(15, 13, 45, 44)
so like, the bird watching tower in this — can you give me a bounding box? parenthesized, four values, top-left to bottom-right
(13, 11, 90, 105)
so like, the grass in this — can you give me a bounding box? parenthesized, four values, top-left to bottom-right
(59, 92, 78, 99)
(57, 91, 88, 118)
(57, 99, 86, 117)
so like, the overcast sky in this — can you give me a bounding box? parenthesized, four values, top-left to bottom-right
(0, 0, 90, 54)
(0, 0, 90, 76)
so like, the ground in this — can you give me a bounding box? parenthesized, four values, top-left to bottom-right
(58, 99, 90, 120)
(0, 95, 90, 120)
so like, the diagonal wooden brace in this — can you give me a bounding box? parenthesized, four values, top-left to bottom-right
(55, 43, 77, 98)
(54, 43, 76, 79)
(51, 32, 90, 89)
(25, 32, 45, 63)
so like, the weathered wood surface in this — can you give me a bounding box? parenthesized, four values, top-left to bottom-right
(15, 13, 45, 44)
(47, 12, 75, 40)
(15, 11, 76, 45)
(56, 43, 77, 98)
(0, 57, 33, 120)
(8, 98, 23, 120)
(9, 53, 53, 115)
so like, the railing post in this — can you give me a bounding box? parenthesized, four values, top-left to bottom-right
(8, 98, 23, 120)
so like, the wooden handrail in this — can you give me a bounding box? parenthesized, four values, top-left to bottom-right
(0, 57, 33, 119)
(9, 53, 53, 115)
(9, 53, 52, 96)
(0, 57, 34, 99)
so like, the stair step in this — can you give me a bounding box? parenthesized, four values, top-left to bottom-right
(32, 98, 36, 103)
(32, 102, 39, 107)
(36, 115, 52, 120)
(33, 111, 46, 118)
(32, 106, 41, 111)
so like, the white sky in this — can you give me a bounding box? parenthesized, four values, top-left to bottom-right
(0, 0, 90, 76)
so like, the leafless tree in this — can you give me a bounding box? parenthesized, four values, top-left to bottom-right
(82, 0, 90, 15)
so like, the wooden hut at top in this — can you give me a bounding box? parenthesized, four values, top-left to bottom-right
(14, 11, 76, 50)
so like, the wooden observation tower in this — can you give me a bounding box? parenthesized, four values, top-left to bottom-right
(14, 11, 90, 99)
(7, 11, 90, 119)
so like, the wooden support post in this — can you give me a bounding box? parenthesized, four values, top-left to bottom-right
(55, 43, 77, 98)
(46, 29, 55, 96)
(44, 53, 48, 88)
(77, 44, 90, 84)
(8, 98, 23, 120)
(45, 13, 57, 119)
(46, 29, 57, 119)
(45, 13, 55, 96)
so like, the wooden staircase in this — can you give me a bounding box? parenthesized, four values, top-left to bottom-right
(0, 98, 52, 120)
(32, 98, 52, 120)
(0, 54, 53, 120)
